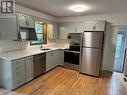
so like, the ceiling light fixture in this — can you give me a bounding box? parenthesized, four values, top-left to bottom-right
(70, 5, 88, 12)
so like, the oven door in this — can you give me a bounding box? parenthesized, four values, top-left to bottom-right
(64, 51, 79, 65)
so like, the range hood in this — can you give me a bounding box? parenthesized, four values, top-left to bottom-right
(18, 28, 37, 41)
(68, 33, 82, 39)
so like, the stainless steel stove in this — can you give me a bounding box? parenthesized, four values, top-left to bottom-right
(64, 46, 80, 71)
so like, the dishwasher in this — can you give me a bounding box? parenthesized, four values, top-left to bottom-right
(33, 53, 46, 78)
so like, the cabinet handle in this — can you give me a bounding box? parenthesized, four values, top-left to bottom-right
(16, 62, 20, 64)
(15, 67, 20, 70)
(16, 72, 20, 75)
(93, 26, 96, 30)
(26, 21, 29, 25)
(50, 53, 53, 56)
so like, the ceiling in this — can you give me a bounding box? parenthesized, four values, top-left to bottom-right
(15, 0, 127, 17)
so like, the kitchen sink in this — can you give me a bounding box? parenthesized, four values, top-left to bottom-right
(41, 48, 51, 51)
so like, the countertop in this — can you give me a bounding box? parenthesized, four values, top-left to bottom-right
(0, 47, 67, 60)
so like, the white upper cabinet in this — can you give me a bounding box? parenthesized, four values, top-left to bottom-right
(59, 22, 85, 39)
(0, 16, 17, 40)
(59, 21, 105, 39)
(47, 22, 58, 39)
(19, 13, 35, 28)
(73, 22, 85, 33)
(59, 23, 68, 39)
(84, 20, 106, 31)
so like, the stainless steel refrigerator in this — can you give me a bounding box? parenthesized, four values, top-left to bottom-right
(80, 32, 104, 76)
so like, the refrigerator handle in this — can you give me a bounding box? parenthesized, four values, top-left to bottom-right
(79, 32, 84, 65)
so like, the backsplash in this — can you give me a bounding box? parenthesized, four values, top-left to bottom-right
(27, 39, 70, 49)
(0, 39, 70, 53)
(0, 40, 28, 53)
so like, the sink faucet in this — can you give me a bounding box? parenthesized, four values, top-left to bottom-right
(40, 43, 43, 49)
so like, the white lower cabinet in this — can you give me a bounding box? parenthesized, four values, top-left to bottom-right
(46, 51, 55, 71)
(0, 49, 64, 90)
(12, 59, 26, 89)
(25, 56, 33, 82)
(0, 56, 33, 90)
(57, 50, 64, 66)
(46, 50, 64, 71)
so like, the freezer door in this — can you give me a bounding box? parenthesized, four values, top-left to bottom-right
(82, 32, 103, 48)
(80, 48, 101, 76)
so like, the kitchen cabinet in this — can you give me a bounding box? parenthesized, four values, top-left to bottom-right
(74, 22, 85, 33)
(58, 22, 84, 39)
(0, 58, 26, 90)
(46, 50, 58, 71)
(46, 51, 55, 71)
(57, 50, 64, 66)
(84, 20, 106, 31)
(46, 50, 64, 71)
(58, 21, 106, 39)
(0, 16, 17, 40)
(47, 22, 58, 39)
(12, 59, 26, 89)
(19, 13, 35, 29)
(0, 56, 34, 90)
(25, 56, 33, 82)
(59, 22, 70, 39)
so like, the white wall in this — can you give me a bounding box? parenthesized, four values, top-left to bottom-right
(58, 13, 127, 26)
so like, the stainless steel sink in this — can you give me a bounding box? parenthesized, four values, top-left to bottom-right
(41, 48, 51, 51)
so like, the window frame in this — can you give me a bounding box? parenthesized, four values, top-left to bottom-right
(30, 20, 47, 45)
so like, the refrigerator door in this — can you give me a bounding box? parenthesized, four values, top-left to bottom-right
(82, 32, 103, 48)
(80, 48, 101, 76)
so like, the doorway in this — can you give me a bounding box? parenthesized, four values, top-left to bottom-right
(114, 32, 126, 72)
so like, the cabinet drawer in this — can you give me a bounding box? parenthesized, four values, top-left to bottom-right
(12, 59, 25, 72)
(12, 69, 25, 89)
(12, 77, 25, 89)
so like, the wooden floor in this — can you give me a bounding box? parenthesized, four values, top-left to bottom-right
(15, 67, 127, 95)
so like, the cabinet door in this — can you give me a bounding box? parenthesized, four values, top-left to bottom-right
(12, 59, 25, 89)
(94, 21, 105, 31)
(25, 56, 33, 82)
(19, 13, 27, 27)
(57, 50, 64, 66)
(59, 22, 70, 39)
(53, 50, 59, 67)
(84, 21, 105, 31)
(47, 22, 58, 39)
(75, 22, 85, 33)
(19, 13, 35, 28)
(27, 15, 35, 28)
(46, 52, 54, 71)
(47, 24, 54, 39)
(0, 16, 17, 40)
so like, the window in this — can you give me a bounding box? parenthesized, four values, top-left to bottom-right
(31, 21, 47, 45)
(115, 34, 123, 58)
